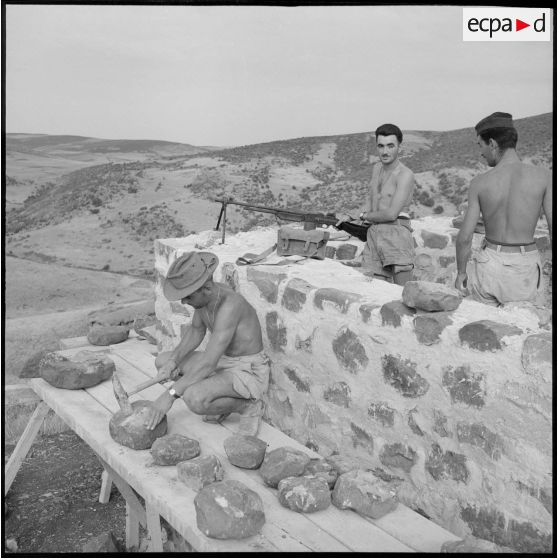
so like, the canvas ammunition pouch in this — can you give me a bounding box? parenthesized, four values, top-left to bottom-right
(276, 226, 330, 260)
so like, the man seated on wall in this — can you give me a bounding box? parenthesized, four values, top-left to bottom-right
(144, 251, 271, 436)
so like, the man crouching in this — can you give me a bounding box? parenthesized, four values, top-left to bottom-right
(144, 251, 270, 436)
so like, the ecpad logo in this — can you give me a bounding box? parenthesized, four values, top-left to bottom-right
(463, 8, 551, 41)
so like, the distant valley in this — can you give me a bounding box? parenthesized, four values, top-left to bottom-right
(5, 113, 552, 277)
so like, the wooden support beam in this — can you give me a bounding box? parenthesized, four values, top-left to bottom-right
(5, 402, 50, 495)
(98, 469, 113, 504)
(146, 502, 164, 552)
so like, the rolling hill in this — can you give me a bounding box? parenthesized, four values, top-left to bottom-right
(5, 113, 552, 277)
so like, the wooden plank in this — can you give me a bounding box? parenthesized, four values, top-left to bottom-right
(5, 402, 51, 494)
(126, 502, 140, 550)
(98, 470, 113, 504)
(145, 502, 164, 552)
(28, 378, 292, 552)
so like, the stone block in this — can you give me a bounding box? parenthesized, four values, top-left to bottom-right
(368, 402, 395, 427)
(521, 332, 552, 379)
(432, 409, 450, 437)
(223, 435, 268, 469)
(194, 480, 265, 539)
(17, 349, 49, 378)
(150, 434, 201, 466)
(323, 382, 351, 408)
(265, 311, 287, 352)
(259, 447, 311, 488)
(281, 278, 315, 312)
(359, 303, 380, 323)
(460, 505, 551, 553)
(413, 312, 452, 345)
(350, 421, 374, 452)
(304, 459, 338, 488)
(314, 288, 362, 313)
(332, 328, 369, 373)
(380, 300, 416, 327)
(332, 470, 398, 519)
(421, 230, 449, 249)
(246, 268, 287, 303)
(408, 410, 424, 436)
(177, 455, 224, 491)
(425, 443, 469, 483)
(379, 443, 417, 472)
(335, 243, 358, 260)
(456, 422, 504, 460)
(402, 281, 462, 312)
(277, 475, 331, 513)
(39, 350, 115, 390)
(442, 365, 485, 408)
(283, 366, 311, 392)
(221, 262, 240, 292)
(325, 454, 363, 476)
(87, 300, 155, 327)
(382, 354, 430, 398)
(87, 325, 130, 346)
(459, 320, 523, 351)
(325, 245, 337, 259)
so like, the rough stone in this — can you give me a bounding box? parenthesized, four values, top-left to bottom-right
(332, 469, 398, 519)
(17, 349, 49, 378)
(535, 235, 550, 252)
(350, 422, 374, 452)
(332, 328, 369, 373)
(413, 312, 452, 345)
(278, 475, 331, 513)
(379, 443, 417, 472)
(109, 400, 168, 450)
(407, 409, 424, 436)
(265, 311, 287, 352)
(87, 325, 130, 346)
(325, 454, 363, 476)
(521, 332, 552, 379)
(325, 246, 337, 259)
(359, 303, 380, 323)
(380, 300, 416, 327)
(177, 455, 225, 491)
(382, 355, 430, 398)
(151, 434, 201, 466)
(314, 288, 362, 313)
(259, 447, 311, 488)
(438, 255, 455, 267)
(515, 481, 553, 516)
(194, 480, 265, 539)
(460, 505, 551, 553)
(335, 243, 358, 260)
(402, 281, 462, 312)
(39, 350, 115, 389)
(283, 366, 311, 392)
(323, 382, 351, 408)
(441, 536, 517, 553)
(281, 278, 315, 312)
(295, 331, 314, 352)
(459, 320, 523, 351)
(432, 409, 450, 437)
(223, 435, 268, 469)
(456, 422, 504, 460)
(247, 268, 286, 303)
(442, 365, 485, 408)
(304, 459, 338, 488)
(425, 443, 469, 483)
(81, 531, 120, 552)
(368, 402, 395, 427)
(87, 300, 155, 327)
(221, 262, 240, 292)
(421, 230, 449, 249)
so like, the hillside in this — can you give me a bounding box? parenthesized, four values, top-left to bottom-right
(5, 113, 552, 277)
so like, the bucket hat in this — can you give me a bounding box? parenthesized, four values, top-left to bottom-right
(162, 251, 219, 301)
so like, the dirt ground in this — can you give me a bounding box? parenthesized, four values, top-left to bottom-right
(4, 256, 156, 552)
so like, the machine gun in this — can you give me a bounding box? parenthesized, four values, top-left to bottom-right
(212, 197, 369, 244)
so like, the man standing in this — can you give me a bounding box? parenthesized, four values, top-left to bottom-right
(360, 123, 416, 285)
(144, 251, 270, 436)
(455, 112, 552, 306)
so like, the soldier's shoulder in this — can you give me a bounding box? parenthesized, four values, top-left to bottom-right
(397, 162, 415, 179)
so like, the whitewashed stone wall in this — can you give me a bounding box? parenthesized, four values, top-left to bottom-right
(153, 223, 552, 553)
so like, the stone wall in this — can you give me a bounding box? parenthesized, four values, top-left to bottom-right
(153, 223, 553, 553)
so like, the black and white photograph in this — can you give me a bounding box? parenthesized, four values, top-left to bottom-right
(4, 3, 554, 553)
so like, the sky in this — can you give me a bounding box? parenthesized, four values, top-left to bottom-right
(5, 4, 554, 147)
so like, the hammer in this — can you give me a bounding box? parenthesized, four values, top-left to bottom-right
(125, 375, 171, 397)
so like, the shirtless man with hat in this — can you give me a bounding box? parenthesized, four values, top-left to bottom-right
(455, 111, 552, 306)
(144, 251, 270, 436)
